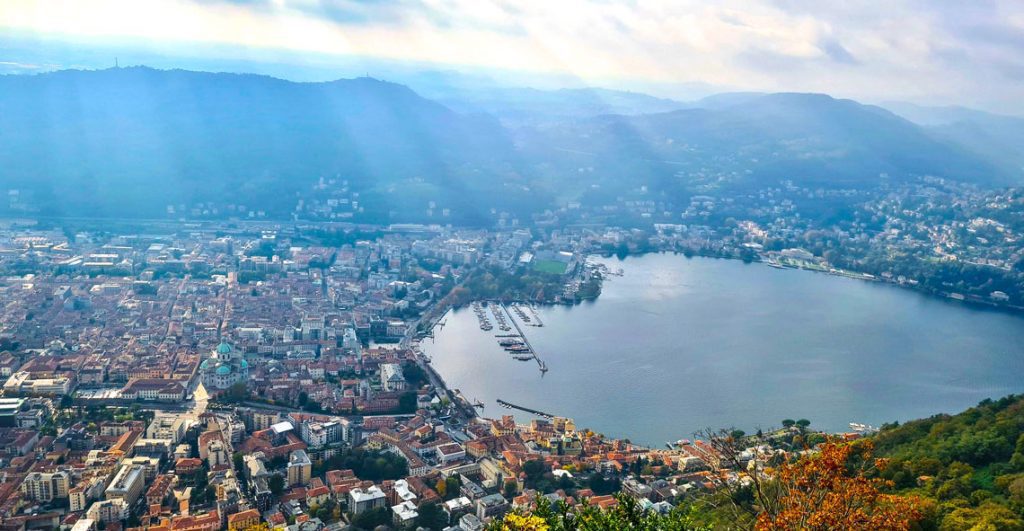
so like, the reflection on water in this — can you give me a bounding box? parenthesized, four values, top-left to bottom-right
(424, 253, 1024, 446)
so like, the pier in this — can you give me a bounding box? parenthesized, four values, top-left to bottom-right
(500, 302, 548, 374)
(496, 399, 555, 419)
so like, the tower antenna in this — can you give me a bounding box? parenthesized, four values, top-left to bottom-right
(115, 57, 119, 68)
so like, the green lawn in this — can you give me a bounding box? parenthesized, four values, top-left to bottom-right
(532, 259, 569, 274)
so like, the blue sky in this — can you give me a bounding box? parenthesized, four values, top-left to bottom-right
(2, 0, 1023, 113)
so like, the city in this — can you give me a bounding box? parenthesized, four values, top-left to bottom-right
(2, 1, 1024, 529)
(0, 220, 890, 530)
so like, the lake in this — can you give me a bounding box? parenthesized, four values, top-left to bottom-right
(423, 253, 1024, 446)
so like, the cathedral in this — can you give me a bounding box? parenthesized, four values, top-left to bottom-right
(198, 341, 249, 391)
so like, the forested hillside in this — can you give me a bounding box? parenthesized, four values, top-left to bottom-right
(872, 395, 1024, 529)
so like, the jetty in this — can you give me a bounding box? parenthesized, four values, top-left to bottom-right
(500, 302, 548, 374)
(497, 399, 554, 419)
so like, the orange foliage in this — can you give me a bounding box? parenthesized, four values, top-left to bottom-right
(755, 441, 923, 531)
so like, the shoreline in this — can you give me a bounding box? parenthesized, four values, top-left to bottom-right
(593, 249, 1024, 316)
(423, 253, 1024, 448)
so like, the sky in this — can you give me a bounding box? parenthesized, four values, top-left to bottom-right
(1, 0, 1024, 112)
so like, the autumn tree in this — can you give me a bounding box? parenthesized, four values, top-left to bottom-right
(755, 441, 923, 530)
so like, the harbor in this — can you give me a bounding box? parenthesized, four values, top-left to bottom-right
(472, 301, 493, 331)
(498, 302, 548, 374)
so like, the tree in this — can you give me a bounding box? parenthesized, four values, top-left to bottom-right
(782, 419, 796, 429)
(397, 391, 418, 413)
(268, 474, 285, 496)
(415, 502, 448, 530)
(351, 507, 391, 530)
(504, 480, 519, 499)
(443, 476, 461, 501)
(587, 473, 620, 496)
(755, 441, 923, 530)
(223, 382, 248, 403)
(488, 494, 705, 530)
(796, 419, 811, 429)
(523, 459, 547, 487)
(939, 502, 1024, 530)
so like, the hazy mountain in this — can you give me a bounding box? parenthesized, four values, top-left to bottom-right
(883, 101, 1024, 175)
(690, 92, 767, 110)
(416, 85, 689, 125)
(0, 67, 526, 222)
(516, 93, 1010, 205)
(0, 68, 1014, 224)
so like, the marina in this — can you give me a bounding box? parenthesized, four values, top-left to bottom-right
(425, 254, 1024, 445)
(472, 301, 493, 331)
(491, 303, 512, 332)
(499, 302, 548, 374)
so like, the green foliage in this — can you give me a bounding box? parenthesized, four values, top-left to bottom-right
(486, 494, 707, 530)
(402, 362, 429, 388)
(533, 259, 569, 275)
(312, 446, 408, 481)
(219, 382, 248, 403)
(415, 502, 449, 530)
(443, 476, 462, 501)
(872, 395, 1024, 530)
(397, 391, 418, 414)
(268, 474, 285, 496)
(456, 265, 569, 304)
(586, 473, 621, 496)
(350, 507, 391, 530)
(938, 502, 1024, 531)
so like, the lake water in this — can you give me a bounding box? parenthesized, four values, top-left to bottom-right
(423, 253, 1024, 446)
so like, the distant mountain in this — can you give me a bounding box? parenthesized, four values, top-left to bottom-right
(690, 91, 767, 110)
(0, 67, 526, 222)
(883, 101, 1024, 176)
(516, 93, 1011, 205)
(401, 74, 688, 125)
(0, 68, 1015, 224)
(418, 85, 689, 125)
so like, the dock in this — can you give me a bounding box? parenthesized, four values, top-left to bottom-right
(496, 399, 554, 419)
(500, 302, 548, 374)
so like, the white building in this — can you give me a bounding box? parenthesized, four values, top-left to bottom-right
(87, 499, 130, 524)
(146, 413, 189, 443)
(380, 363, 406, 392)
(105, 464, 146, 504)
(392, 500, 418, 527)
(21, 471, 70, 502)
(349, 486, 386, 515)
(3, 371, 73, 395)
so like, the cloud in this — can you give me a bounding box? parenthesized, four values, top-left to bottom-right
(819, 39, 858, 65)
(0, 0, 1022, 112)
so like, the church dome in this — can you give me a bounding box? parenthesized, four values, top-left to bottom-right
(215, 365, 232, 376)
(216, 342, 232, 355)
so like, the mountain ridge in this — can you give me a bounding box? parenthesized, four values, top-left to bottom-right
(0, 67, 1015, 223)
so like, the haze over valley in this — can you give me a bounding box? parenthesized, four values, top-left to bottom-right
(2, 2, 1024, 530)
